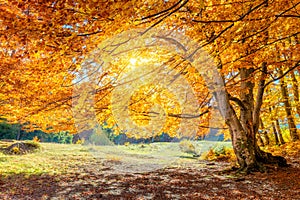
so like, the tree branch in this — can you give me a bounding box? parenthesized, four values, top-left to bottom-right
(228, 94, 246, 110)
(141, 0, 189, 34)
(264, 60, 300, 88)
(275, 14, 300, 18)
(168, 108, 210, 119)
(77, 30, 102, 37)
(140, 0, 183, 21)
(192, 0, 268, 23)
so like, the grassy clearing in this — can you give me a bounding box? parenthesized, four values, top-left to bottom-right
(0, 142, 94, 177)
(0, 140, 233, 176)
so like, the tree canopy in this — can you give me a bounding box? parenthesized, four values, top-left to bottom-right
(1, 0, 300, 171)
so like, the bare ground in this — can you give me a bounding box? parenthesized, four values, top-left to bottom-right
(0, 155, 299, 200)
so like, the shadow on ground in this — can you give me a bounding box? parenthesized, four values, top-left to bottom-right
(0, 160, 299, 200)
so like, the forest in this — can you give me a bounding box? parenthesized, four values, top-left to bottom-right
(0, 0, 300, 199)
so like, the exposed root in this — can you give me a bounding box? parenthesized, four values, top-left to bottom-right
(233, 148, 289, 175)
(235, 162, 266, 175)
(256, 148, 288, 167)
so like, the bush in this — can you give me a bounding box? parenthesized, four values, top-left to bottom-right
(76, 138, 84, 144)
(179, 140, 197, 155)
(202, 145, 236, 162)
(33, 136, 40, 143)
(85, 128, 114, 146)
(0, 121, 19, 140)
(124, 142, 130, 146)
(47, 132, 73, 144)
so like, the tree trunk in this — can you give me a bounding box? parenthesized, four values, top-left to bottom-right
(259, 117, 270, 145)
(213, 69, 257, 171)
(271, 122, 279, 145)
(16, 123, 22, 140)
(262, 131, 270, 146)
(213, 64, 287, 173)
(271, 106, 285, 145)
(275, 119, 285, 145)
(72, 134, 80, 144)
(257, 132, 265, 147)
(268, 107, 279, 145)
(278, 68, 299, 141)
(290, 71, 300, 116)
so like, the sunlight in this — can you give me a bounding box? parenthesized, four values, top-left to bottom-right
(129, 58, 137, 65)
(127, 57, 152, 71)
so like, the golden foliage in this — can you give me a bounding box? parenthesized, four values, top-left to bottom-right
(0, 0, 299, 142)
(202, 146, 236, 162)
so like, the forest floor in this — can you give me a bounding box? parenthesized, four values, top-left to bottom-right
(0, 141, 299, 199)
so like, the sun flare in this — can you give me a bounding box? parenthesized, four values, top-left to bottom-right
(129, 58, 137, 65)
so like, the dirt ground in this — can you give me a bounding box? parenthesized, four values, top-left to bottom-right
(0, 155, 299, 200)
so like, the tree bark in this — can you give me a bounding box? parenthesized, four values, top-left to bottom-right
(271, 121, 279, 145)
(257, 132, 265, 147)
(275, 119, 285, 145)
(278, 68, 299, 141)
(213, 64, 287, 173)
(259, 117, 270, 145)
(213, 70, 257, 170)
(290, 71, 300, 117)
(16, 123, 22, 140)
(262, 131, 270, 146)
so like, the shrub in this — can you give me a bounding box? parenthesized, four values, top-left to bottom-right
(33, 136, 40, 143)
(179, 140, 196, 155)
(202, 145, 236, 162)
(88, 132, 113, 146)
(124, 142, 130, 146)
(76, 138, 84, 145)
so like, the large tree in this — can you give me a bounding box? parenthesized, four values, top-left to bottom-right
(185, 0, 299, 171)
(1, 0, 299, 172)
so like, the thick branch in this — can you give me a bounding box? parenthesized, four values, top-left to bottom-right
(168, 108, 210, 119)
(131, 107, 210, 119)
(228, 94, 246, 110)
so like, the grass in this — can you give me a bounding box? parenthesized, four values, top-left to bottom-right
(0, 142, 93, 177)
(0, 140, 233, 176)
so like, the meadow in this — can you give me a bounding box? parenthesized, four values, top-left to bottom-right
(0, 140, 232, 175)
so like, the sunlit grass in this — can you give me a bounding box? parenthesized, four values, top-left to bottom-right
(0, 140, 233, 177)
(0, 142, 93, 177)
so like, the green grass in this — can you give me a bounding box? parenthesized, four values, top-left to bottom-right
(0, 142, 93, 177)
(0, 140, 232, 176)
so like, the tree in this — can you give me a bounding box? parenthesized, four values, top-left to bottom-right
(170, 0, 299, 172)
(290, 70, 300, 117)
(278, 68, 299, 141)
(0, 120, 19, 139)
(1, 0, 299, 173)
(129, 0, 299, 172)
